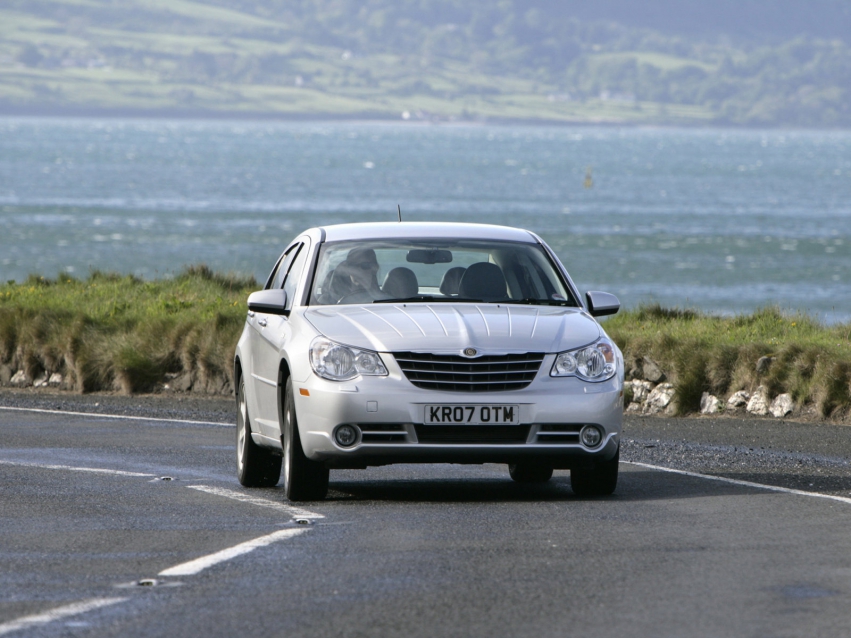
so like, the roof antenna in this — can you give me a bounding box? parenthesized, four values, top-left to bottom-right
(397, 204, 402, 222)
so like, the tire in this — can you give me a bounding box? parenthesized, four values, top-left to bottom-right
(570, 445, 619, 497)
(508, 461, 554, 483)
(236, 377, 282, 487)
(282, 378, 329, 501)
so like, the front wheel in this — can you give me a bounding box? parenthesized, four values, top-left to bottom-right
(570, 445, 619, 497)
(282, 378, 329, 501)
(236, 377, 282, 487)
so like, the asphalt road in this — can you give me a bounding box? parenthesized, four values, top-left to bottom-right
(2, 404, 851, 637)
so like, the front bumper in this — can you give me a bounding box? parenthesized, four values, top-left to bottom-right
(294, 354, 623, 467)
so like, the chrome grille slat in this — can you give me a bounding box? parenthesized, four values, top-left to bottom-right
(394, 352, 544, 393)
(410, 378, 527, 386)
(394, 368, 537, 377)
(395, 358, 543, 366)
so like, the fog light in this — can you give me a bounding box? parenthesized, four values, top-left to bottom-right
(334, 425, 359, 447)
(580, 425, 603, 448)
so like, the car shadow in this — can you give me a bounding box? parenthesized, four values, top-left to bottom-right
(322, 465, 772, 504)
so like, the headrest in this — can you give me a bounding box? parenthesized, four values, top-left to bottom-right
(439, 267, 466, 296)
(458, 262, 507, 300)
(382, 267, 419, 299)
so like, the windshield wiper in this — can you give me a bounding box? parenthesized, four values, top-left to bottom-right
(373, 296, 484, 304)
(499, 297, 573, 306)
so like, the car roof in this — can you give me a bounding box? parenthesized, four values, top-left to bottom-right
(316, 222, 538, 243)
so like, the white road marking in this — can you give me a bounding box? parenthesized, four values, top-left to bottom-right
(0, 459, 155, 478)
(186, 485, 324, 519)
(626, 461, 851, 506)
(0, 597, 128, 636)
(0, 405, 231, 427)
(158, 527, 309, 577)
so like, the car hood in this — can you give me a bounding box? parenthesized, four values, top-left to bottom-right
(303, 304, 601, 354)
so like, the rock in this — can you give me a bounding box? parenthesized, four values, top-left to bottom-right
(48, 373, 63, 386)
(642, 357, 666, 383)
(746, 385, 770, 416)
(770, 393, 794, 418)
(33, 373, 49, 388)
(727, 390, 750, 409)
(645, 383, 675, 415)
(171, 373, 194, 392)
(625, 402, 643, 414)
(10, 370, 29, 387)
(700, 392, 722, 414)
(626, 357, 643, 381)
(756, 356, 774, 374)
(626, 380, 654, 404)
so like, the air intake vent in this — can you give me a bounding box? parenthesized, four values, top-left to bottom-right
(394, 352, 544, 393)
(536, 424, 583, 444)
(415, 425, 531, 444)
(359, 424, 407, 444)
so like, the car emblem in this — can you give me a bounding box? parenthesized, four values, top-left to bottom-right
(463, 347, 478, 357)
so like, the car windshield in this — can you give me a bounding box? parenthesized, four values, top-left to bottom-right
(308, 238, 578, 306)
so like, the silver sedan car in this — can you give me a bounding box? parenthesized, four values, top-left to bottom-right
(235, 222, 623, 501)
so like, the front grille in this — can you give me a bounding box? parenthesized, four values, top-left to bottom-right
(394, 352, 544, 393)
(415, 425, 531, 444)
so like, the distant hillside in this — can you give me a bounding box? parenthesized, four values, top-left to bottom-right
(550, 0, 851, 41)
(1, 0, 849, 126)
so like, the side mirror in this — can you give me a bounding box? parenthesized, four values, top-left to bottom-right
(586, 291, 620, 317)
(247, 289, 288, 315)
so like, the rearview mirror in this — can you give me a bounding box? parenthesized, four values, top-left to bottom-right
(586, 291, 620, 317)
(406, 249, 453, 264)
(247, 289, 289, 315)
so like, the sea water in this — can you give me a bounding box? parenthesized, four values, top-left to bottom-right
(1, 118, 849, 321)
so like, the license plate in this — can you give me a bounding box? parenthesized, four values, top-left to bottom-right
(424, 405, 520, 425)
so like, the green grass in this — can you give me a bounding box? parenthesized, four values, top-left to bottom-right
(0, 267, 256, 394)
(605, 305, 851, 418)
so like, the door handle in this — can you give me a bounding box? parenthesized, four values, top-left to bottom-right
(258, 318, 267, 327)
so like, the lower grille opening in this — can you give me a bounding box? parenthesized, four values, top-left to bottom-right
(415, 425, 531, 445)
(359, 424, 407, 444)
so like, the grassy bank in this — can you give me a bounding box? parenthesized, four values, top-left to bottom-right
(605, 305, 851, 419)
(0, 267, 256, 395)
(2, 272, 850, 418)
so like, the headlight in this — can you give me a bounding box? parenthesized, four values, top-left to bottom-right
(551, 338, 617, 382)
(310, 337, 388, 381)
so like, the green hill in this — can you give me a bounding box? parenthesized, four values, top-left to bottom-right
(1, 1, 849, 126)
